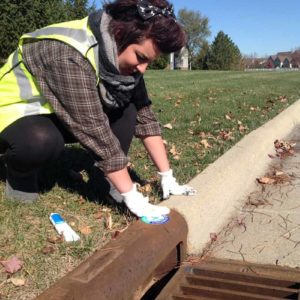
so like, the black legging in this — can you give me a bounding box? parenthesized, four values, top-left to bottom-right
(0, 103, 137, 193)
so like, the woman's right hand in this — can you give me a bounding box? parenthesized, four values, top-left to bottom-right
(121, 184, 170, 217)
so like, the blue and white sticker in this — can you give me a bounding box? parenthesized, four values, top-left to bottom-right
(141, 215, 170, 225)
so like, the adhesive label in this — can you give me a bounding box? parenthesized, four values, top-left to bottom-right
(141, 215, 170, 225)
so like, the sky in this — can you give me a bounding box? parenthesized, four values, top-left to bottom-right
(92, 0, 300, 57)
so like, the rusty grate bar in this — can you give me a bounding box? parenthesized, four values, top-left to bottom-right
(156, 259, 300, 300)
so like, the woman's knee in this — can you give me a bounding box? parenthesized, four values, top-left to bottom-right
(1, 116, 65, 170)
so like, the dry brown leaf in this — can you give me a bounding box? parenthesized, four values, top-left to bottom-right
(200, 139, 212, 149)
(0, 256, 23, 274)
(169, 144, 181, 160)
(41, 246, 55, 255)
(94, 211, 103, 220)
(225, 114, 232, 120)
(47, 236, 63, 244)
(257, 177, 276, 184)
(238, 124, 246, 133)
(274, 171, 284, 176)
(10, 277, 26, 287)
(79, 226, 92, 236)
(111, 224, 129, 240)
(199, 132, 207, 138)
(78, 196, 85, 205)
(210, 233, 218, 242)
(105, 213, 113, 230)
(219, 130, 233, 141)
(111, 230, 120, 240)
(175, 99, 181, 107)
(278, 95, 287, 102)
(138, 183, 152, 194)
(274, 139, 296, 158)
(163, 123, 173, 130)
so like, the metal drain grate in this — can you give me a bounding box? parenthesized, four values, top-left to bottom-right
(156, 259, 300, 300)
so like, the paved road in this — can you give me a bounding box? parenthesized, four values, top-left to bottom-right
(205, 127, 300, 268)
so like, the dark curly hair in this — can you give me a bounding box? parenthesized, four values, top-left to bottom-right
(104, 0, 186, 54)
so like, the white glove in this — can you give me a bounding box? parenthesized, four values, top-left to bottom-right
(121, 184, 170, 217)
(158, 169, 197, 200)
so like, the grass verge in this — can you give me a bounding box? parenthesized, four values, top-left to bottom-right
(0, 70, 299, 299)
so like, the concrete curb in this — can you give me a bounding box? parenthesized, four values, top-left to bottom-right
(163, 99, 300, 255)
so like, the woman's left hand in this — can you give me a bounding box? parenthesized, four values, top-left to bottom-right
(158, 169, 197, 200)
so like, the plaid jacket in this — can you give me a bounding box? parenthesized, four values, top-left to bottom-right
(22, 40, 161, 172)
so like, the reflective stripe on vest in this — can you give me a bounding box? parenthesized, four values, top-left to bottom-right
(0, 16, 99, 132)
(20, 17, 99, 78)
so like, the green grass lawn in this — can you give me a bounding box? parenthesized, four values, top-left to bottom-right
(0, 70, 299, 299)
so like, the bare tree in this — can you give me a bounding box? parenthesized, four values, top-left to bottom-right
(177, 8, 210, 70)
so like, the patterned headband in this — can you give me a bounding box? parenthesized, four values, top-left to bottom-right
(137, 0, 176, 21)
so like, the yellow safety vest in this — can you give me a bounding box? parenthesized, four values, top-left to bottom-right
(0, 16, 99, 132)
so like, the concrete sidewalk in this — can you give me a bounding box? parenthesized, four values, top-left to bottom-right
(164, 99, 300, 257)
(206, 127, 300, 268)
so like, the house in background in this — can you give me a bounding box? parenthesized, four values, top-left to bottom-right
(291, 50, 300, 68)
(266, 51, 295, 69)
(170, 47, 189, 70)
(266, 55, 276, 68)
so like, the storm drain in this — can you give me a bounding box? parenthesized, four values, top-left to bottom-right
(156, 259, 300, 300)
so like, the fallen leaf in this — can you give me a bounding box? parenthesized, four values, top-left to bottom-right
(79, 226, 92, 235)
(257, 177, 276, 184)
(10, 277, 26, 286)
(274, 171, 284, 176)
(138, 183, 152, 194)
(278, 95, 287, 102)
(238, 124, 246, 133)
(78, 196, 85, 205)
(102, 208, 111, 213)
(163, 123, 173, 130)
(47, 236, 63, 244)
(0, 256, 23, 274)
(210, 233, 218, 242)
(199, 132, 207, 139)
(274, 139, 296, 158)
(169, 144, 181, 160)
(105, 213, 113, 230)
(219, 130, 233, 140)
(175, 99, 181, 107)
(41, 246, 55, 255)
(111, 230, 120, 240)
(93, 211, 103, 220)
(200, 139, 212, 149)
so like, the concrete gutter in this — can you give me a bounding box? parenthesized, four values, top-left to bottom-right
(163, 99, 300, 255)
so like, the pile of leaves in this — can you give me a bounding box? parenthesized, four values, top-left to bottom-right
(273, 139, 296, 158)
(257, 139, 296, 185)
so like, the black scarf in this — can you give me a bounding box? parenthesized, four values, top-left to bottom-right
(88, 10, 142, 109)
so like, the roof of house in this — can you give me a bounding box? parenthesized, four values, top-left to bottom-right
(277, 51, 292, 56)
